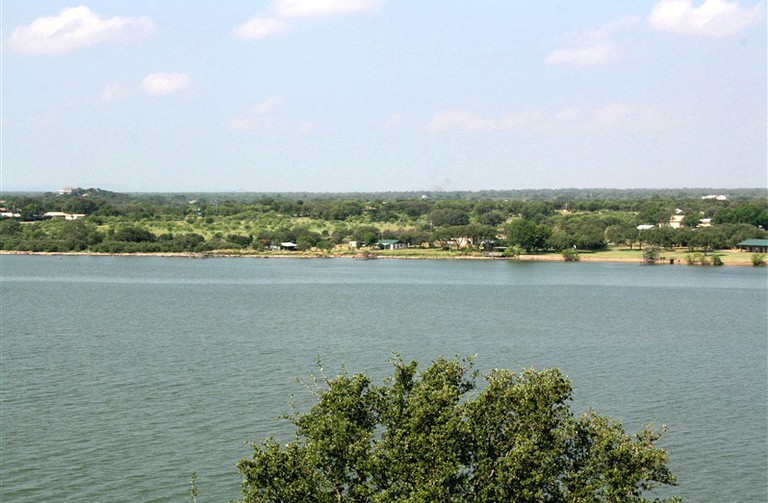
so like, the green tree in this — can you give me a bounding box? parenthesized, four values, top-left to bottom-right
(504, 219, 551, 252)
(112, 226, 156, 243)
(238, 356, 678, 503)
(605, 223, 639, 250)
(429, 208, 470, 227)
(477, 210, 507, 227)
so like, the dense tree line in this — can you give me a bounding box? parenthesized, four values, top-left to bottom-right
(1, 188, 765, 254)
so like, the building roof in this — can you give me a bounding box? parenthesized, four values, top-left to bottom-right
(737, 239, 768, 246)
(377, 239, 401, 245)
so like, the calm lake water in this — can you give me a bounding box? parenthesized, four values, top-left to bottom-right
(1, 255, 766, 502)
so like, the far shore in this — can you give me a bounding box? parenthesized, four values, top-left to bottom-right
(1, 248, 761, 266)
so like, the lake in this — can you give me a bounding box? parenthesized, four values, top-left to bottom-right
(1, 255, 766, 502)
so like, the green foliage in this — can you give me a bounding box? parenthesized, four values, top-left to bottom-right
(113, 226, 156, 243)
(504, 218, 551, 252)
(477, 210, 507, 226)
(502, 245, 523, 258)
(547, 215, 608, 251)
(642, 246, 661, 265)
(751, 254, 766, 266)
(237, 356, 678, 503)
(713, 201, 768, 229)
(685, 252, 723, 266)
(561, 248, 580, 261)
(429, 208, 470, 227)
(2, 189, 765, 258)
(605, 223, 639, 249)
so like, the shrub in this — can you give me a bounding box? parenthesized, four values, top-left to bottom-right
(751, 254, 766, 266)
(502, 245, 522, 258)
(642, 246, 660, 265)
(562, 248, 580, 261)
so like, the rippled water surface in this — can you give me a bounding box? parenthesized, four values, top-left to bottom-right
(1, 255, 766, 502)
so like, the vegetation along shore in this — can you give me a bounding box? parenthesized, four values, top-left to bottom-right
(1, 187, 766, 266)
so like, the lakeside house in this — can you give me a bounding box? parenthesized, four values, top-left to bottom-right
(736, 239, 768, 253)
(268, 242, 298, 251)
(376, 239, 407, 250)
(43, 212, 85, 220)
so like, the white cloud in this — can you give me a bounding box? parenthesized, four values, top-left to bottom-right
(234, 16, 288, 39)
(500, 111, 542, 129)
(425, 104, 671, 134)
(140, 73, 190, 96)
(425, 110, 496, 134)
(7, 5, 155, 54)
(426, 110, 540, 134)
(588, 103, 670, 130)
(425, 109, 542, 134)
(101, 83, 131, 103)
(228, 98, 282, 131)
(551, 108, 584, 124)
(547, 17, 637, 66)
(550, 103, 674, 133)
(274, 0, 380, 18)
(546, 44, 625, 66)
(649, 0, 763, 37)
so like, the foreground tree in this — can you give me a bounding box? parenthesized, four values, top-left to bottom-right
(238, 356, 679, 502)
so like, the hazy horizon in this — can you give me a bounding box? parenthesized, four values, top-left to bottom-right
(3, 186, 765, 197)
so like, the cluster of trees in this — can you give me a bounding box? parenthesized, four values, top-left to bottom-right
(236, 356, 679, 502)
(1, 188, 765, 254)
(0, 219, 211, 253)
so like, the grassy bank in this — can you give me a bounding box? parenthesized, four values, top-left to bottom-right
(375, 247, 760, 265)
(6, 246, 762, 266)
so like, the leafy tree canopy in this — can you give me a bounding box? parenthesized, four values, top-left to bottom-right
(238, 356, 679, 502)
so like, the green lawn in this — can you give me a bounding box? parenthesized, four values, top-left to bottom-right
(352, 246, 762, 265)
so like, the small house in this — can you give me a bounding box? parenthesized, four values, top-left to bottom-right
(668, 215, 685, 229)
(376, 239, 406, 250)
(736, 239, 768, 253)
(279, 242, 297, 251)
(43, 212, 85, 220)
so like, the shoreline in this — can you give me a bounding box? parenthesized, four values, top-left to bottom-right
(0, 249, 757, 266)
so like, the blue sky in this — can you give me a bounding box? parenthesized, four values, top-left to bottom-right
(2, 1, 766, 192)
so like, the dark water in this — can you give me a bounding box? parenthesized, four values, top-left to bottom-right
(1, 255, 766, 502)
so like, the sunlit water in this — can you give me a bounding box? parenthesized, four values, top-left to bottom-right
(1, 255, 766, 502)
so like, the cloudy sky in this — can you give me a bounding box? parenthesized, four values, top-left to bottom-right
(2, 1, 765, 192)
